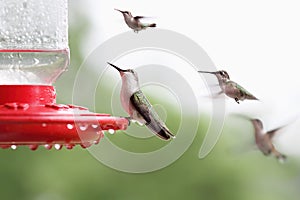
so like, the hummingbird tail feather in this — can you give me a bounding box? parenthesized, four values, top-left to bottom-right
(148, 23, 156, 28)
(156, 126, 175, 140)
(161, 126, 175, 138)
(245, 93, 259, 100)
(251, 96, 259, 100)
(146, 122, 174, 140)
(276, 153, 287, 163)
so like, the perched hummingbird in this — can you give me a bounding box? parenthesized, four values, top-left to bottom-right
(251, 119, 286, 162)
(115, 8, 156, 33)
(107, 62, 175, 140)
(198, 70, 258, 104)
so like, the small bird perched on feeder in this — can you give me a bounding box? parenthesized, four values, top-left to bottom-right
(108, 62, 175, 140)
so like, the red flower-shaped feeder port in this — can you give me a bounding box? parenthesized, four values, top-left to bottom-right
(0, 85, 129, 150)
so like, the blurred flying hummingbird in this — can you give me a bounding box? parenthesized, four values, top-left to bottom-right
(114, 8, 156, 33)
(251, 119, 286, 162)
(198, 70, 258, 104)
(107, 62, 175, 140)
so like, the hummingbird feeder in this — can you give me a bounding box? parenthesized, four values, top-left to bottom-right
(0, 0, 128, 150)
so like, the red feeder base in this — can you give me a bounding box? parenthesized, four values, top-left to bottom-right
(0, 85, 129, 150)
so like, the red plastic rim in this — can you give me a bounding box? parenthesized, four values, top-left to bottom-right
(0, 85, 129, 150)
(0, 85, 56, 105)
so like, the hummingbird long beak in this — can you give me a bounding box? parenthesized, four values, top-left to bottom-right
(198, 70, 216, 74)
(114, 8, 125, 13)
(107, 62, 128, 73)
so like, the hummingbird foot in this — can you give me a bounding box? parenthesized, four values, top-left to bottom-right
(128, 118, 144, 126)
(124, 117, 132, 126)
(124, 117, 144, 126)
(276, 154, 287, 164)
(234, 98, 240, 104)
(134, 120, 144, 126)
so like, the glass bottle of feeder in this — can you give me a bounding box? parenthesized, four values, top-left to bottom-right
(0, 0, 128, 150)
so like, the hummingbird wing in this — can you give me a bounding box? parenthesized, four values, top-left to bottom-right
(267, 115, 300, 139)
(130, 91, 152, 123)
(130, 90, 175, 140)
(134, 16, 146, 20)
(267, 125, 286, 139)
(233, 81, 259, 100)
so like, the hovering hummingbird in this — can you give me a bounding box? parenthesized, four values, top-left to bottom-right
(198, 70, 258, 104)
(114, 8, 156, 33)
(251, 119, 286, 162)
(107, 62, 175, 140)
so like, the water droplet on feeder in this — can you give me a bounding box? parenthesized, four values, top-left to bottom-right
(44, 144, 52, 150)
(54, 144, 62, 150)
(29, 144, 38, 150)
(33, 58, 39, 65)
(11, 145, 17, 150)
(42, 123, 47, 127)
(65, 144, 74, 149)
(79, 124, 88, 131)
(91, 124, 99, 129)
(108, 129, 115, 134)
(67, 124, 73, 130)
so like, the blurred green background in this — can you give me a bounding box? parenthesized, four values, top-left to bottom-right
(1, 5, 300, 200)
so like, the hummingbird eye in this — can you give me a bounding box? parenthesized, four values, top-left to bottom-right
(128, 69, 135, 74)
(219, 70, 229, 79)
(219, 71, 224, 76)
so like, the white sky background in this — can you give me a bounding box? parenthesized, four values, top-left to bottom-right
(70, 0, 300, 156)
